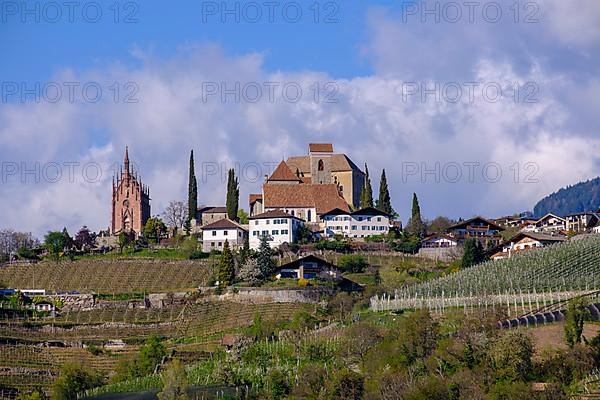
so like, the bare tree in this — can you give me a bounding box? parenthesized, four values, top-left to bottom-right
(162, 201, 188, 228)
(0, 229, 39, 259)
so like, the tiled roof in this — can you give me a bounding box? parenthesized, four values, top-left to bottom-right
(249, 194, 262, 205)
(267, 161, 302, 182)
(511, 232, 567, 242)
(448, 216, 505, 231)
(249, 209, 301, 220)
(198, 206, 228, 214)
(351, 207, 391, 217)
(202, 218, 247, 231)
(309, 143, 334, 153)
(263, 183, 350, 214)
(286, 154, 362, 173)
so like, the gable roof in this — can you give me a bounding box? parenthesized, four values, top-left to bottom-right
(249, 194, 263, 205)
(202, 218, 247, 231)
(286, 154, 362, 173)
(509, 232, 567, 243)
(267, 161, 302, 182)
(263, 183, 350, 214)
(249, 209, 303, 221)
(309, 143, 334, 153)
(535, 213, 566, 224)
(423, 233, 458, 243)
(198, 206, 228, 214)
(320, 208, 351, 217)
(447, 216, 505, 231)
(278, 254, 337, 270)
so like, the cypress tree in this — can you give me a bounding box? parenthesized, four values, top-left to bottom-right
(377, 169, 395, 216)
(226, 169, 239, 221)
(257, 235, 275, 280)
(359, 163, 373, 209)
(408, 193, 426, 237)
(188, 150, 198, 224)
(218, 240, 235, 287)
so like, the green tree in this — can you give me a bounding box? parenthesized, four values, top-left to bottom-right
(51, 364, 102, 400)
(118, 232, 133, 254)
(237, 209, 249, 224)
(327, 369, 364, 400)
(565, 297, 590, 347)
(359, 163, 373, 209)
(256, 235, 275, 280)
(187, 150, 198, 225)
(139, 335, 167, 375)
(158, 359, 189, 400)
(226, 169, 239, 221)
(406, 193, 426, 237)
(144, 217, 167, 243)
(488, 331, 533, 382)
(218, 240, 235, 287)
(44, 231, 67, 262)
(376, 169, 395, 216)
(462, 239, 484, 268)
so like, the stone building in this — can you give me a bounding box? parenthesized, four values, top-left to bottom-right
(111, 147, 151, 237)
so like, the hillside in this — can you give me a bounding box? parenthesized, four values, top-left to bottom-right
(373, 234, 600, 310)
(0, 259, 215, 293)
(533, 177, 600, 217)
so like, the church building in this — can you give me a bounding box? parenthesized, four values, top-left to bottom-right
(111, 147, 151, 237)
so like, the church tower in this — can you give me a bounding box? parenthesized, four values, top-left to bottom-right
(111, 147, 151, 237)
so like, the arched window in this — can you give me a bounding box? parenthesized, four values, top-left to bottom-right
(307, 210, 312, 221)
(318, 159, 324, 171)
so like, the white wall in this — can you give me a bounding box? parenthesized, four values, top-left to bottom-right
(202, 228, 245, 251)
(323, 213, 389, 238)
(249, 217, 302, 249)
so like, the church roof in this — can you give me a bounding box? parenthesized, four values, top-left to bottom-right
(286, 154, 362, 173)
(267, 161, 302, 182)
(249, 194, 263, 205)
(263, 183, 350, 215)
(309, 143, 334, 153)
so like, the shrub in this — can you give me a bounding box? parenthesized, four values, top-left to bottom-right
(52, 364, 102, 400)
(338, 255, 368, 273)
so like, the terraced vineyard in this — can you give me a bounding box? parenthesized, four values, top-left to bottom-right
(0, 259, 215, 293)
(372, 234, 600, 311)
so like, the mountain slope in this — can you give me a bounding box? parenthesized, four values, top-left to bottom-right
(533, 177, 600, 217)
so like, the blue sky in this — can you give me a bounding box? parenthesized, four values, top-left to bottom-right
(1, 0, 600, 236)
(1, 0, 404, 82)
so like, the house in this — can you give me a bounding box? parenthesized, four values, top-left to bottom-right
(491, 232, 567, 260)
(565, 212, 599, 233)
(201, 219, 248, 252)
(249, 209, 305, 250)
(196, 206, 228, 226)
(532, 213, 566, 233)
(320, 207, 391, 239)
(494, 215, 521, 228)
(421, 234, 458, 248)
(446, 216, 505, 247)
(286, 143, 365, 208)
(275, 255, 342, 281)
(34, 301, 56, 313)
(254, 160, 351, 223)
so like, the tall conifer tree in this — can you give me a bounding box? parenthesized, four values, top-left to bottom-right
(377, 169, 395, 216)
(187, 150, 198, 224)
(226, 169, 239, 221)
(360, 163, 373, 209)
(408, 193, 426, 237)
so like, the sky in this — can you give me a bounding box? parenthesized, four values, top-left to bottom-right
(1, 0, 599, 237)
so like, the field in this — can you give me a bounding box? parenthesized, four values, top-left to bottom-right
(0, 259, 216, 294)
(372, 234, 600, 312)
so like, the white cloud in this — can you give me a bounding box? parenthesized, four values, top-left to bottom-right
(1, 1, 599, 237)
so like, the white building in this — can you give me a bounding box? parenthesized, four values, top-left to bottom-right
(532, 213, 566, 233)
(421, 234, 458, 248)
(249, 209, 305, 250)
(491, 232, 566, 260)
(201, 218, 248, 252)
(321, 207, 391, 239)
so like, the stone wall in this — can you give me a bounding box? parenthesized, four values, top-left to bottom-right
(218, 287, 335, 304)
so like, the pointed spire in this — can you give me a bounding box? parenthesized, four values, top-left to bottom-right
(124, 146, 130, 173)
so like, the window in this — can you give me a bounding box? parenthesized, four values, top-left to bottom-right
(211, 242, 215, 247)
(253, 231, 258, 236)
(377, 217, 381, 222)
(223, 230, 228, 236)
(318, 159, 324, 171)
(281, 229, 289, 234)
(352, 225, 357, 230)
(272, 230, 279, 235)
(262, 230, 269, 236)
(308, 210, 312, 221)
(266, 220, 270, 225)
(281, 218, 287, 223)
(212, 231, 217, 236)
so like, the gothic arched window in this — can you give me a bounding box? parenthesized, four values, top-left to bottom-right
(318, 159, 324, 171)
